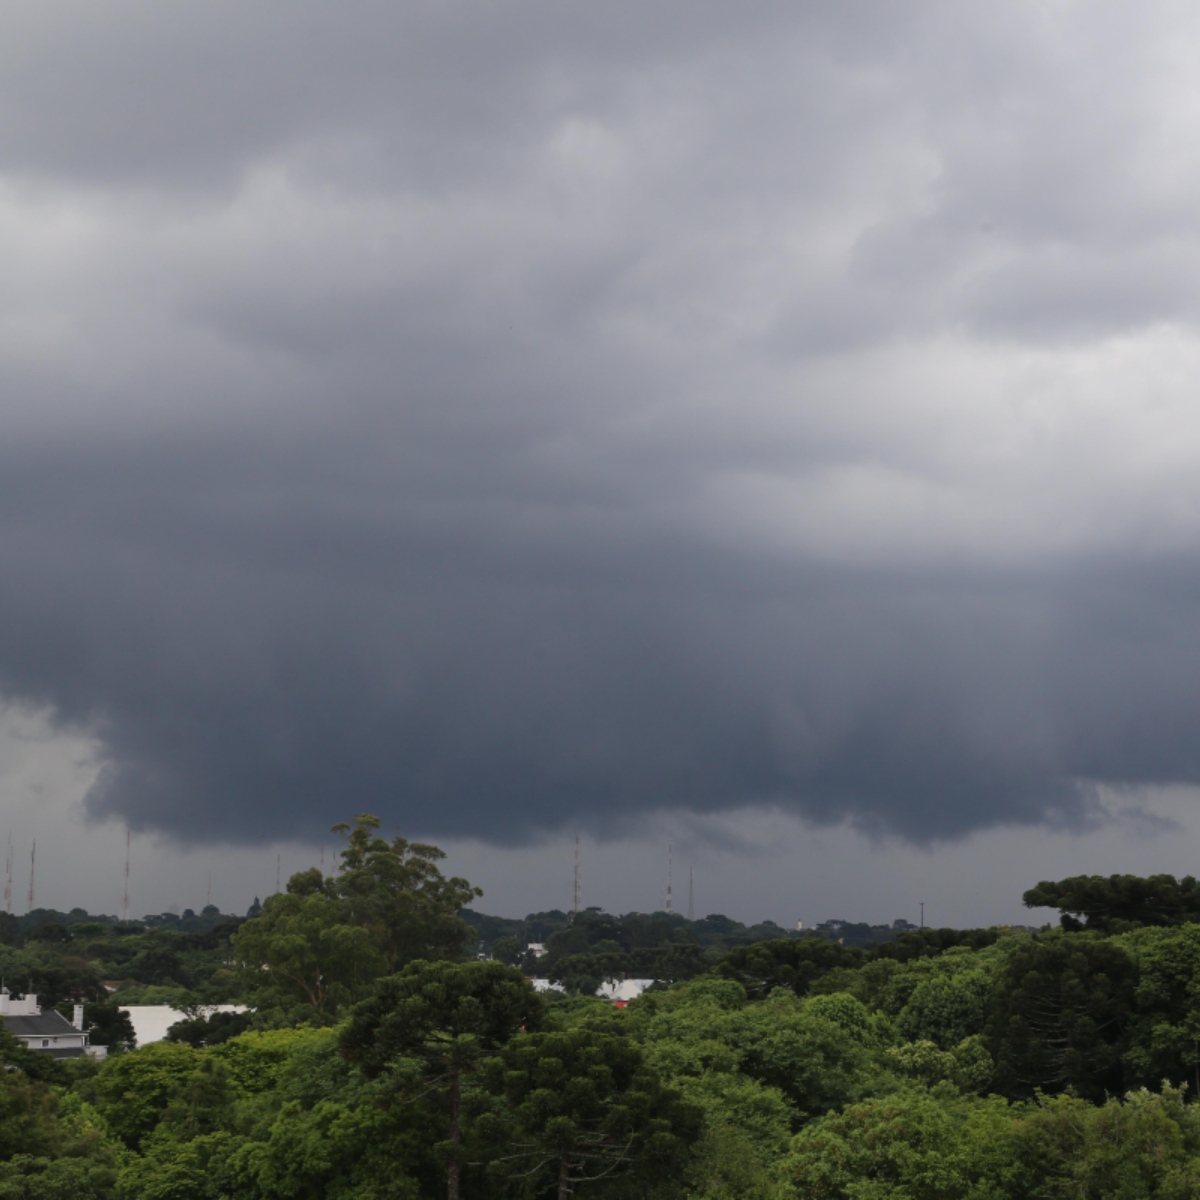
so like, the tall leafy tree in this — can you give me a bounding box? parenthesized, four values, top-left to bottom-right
(714, 938, 863, 999)
(231, 881, 383, 1024)
(477, 1027, 701, 1200)
(1024, 873, 1200, 932)
(331, 814, 481, 972)
(987, 933, 1136, 1100)
(340, 959, 544, 1200)
(896, 969, 993, 1049)
(1120, 923, 1200, 1092)
(0, 1066, 60, 1161)
(232, 815, 481, 1024)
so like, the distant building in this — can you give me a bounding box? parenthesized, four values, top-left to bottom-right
(120, 1004, 249, 1048)
(0, 989, 102, 1059)
(525, 943, 549, 958)
(596, 978, 655, 1003)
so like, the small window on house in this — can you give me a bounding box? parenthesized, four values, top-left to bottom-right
(42, 1039, 49, 1047)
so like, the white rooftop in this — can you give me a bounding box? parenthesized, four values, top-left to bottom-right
(119, 1004, 248, 1047)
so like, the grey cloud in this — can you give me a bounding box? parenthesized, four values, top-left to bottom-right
(1, 2, 1200, 849)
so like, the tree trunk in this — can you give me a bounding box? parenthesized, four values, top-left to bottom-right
(558, 1156, 571, 1200)
(447, 1064, 461, 1200)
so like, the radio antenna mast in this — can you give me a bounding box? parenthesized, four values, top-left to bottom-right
(276, 854, 281, 894)
(206, 871, 212, 909)
(26, 840, 35, 914)
(121, 828, 131, 922)
(4, 832, 11, 915)
(666, 843, 673, 914)
(571, 836, 581, 921)
(688, 865, 694, 921)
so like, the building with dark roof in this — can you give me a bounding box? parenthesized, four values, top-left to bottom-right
(0, 990, 97, 1059)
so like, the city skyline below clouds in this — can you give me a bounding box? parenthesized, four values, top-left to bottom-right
(3, 3, 1200, 910)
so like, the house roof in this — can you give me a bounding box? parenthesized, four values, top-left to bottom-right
(1, 1011, 80, 1038)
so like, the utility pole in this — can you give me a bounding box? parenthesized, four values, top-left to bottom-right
(666, 843, 673, 914)
(206, 871, 212, 910)
(276, 854, 281, 894)
(571, 836, 581, 921)
(26, 840, 35, 915)
(122, 828, 131, 922)
(919, 901, 925, 929)
(3, 832, 11, 915)
(687, 866, 694, 922)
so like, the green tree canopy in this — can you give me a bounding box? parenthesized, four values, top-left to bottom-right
(231, 814, 481, 1025)
(331, 815, 481, 972)
(478, 1027, 701, 1200)
(987, 933, 1137, 1101)
(1024, 873, 1200, 932)
(231, 886, 383, 1024)
(0, 1068, 60, 1162)
(340, 959, 544, 1200)
(713, 938, 863, 999)
(1120, 923, 1200, 1092)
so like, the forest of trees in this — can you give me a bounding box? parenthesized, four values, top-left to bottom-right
(6, 823, 1200, 1197)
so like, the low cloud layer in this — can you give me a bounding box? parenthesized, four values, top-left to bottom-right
(3, 1, 1200, 846)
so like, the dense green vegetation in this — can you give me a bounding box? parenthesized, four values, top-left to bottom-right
(9, 845, 1200, 1197)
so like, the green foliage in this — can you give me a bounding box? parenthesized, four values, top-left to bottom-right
(209, 1027, 333, 1097)
(231, 888, 383, 1024)
(332, 815, 481, 972)
(230, 1099, 422, 1200)
(549, 944, 709, 995)
(0, 1025, 66, 1085)
(987, 932, 1137, 1100)
(1025, 872, 1200, 933)
(0, 1155, 119, 1200)
(231, 814, 482, 1024)
(166, 1010, 253, 1048)
(774, 1087, 1027, 1200)
(984, 931, 1132, 1099)
(126, 948, 190, 988)
(722, 991, 874, 1119)
(896, 968, 992, 1048)
(1017, 1086, 1200, 1198)
(478, 1027, 702, 1199)
(778, 1083, 1200, 1200)
(884, 1036, 994, 1092)
(490, 935, 522, 966)
(27, 923, 71, 945)
(636, 977, 876, 1124)
(25, 868, 1200, 1200)
(77, 1004, 136, 1053)
(0, 1071, 59, 1161)
(340, 959, 544, 1199)
(90, 1042, 204, 1149)
(670, 1070, 792, 1199)
(340, 959, 544, 1080)
(117, 1130, 238, 1200)
(872, 926, 1005, 962)
(1120, 923, 1200, 1091)
(803, 992, 880, 1044)
(0, 911, 20, 946)
(713, 937, 864, 999)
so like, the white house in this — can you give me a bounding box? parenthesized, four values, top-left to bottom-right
(0, 989, 102, 1059)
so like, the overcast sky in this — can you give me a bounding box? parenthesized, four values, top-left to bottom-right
(5, 1, 1200, 925)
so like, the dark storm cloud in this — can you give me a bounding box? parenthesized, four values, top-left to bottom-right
(2, 0, 1200, 845)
